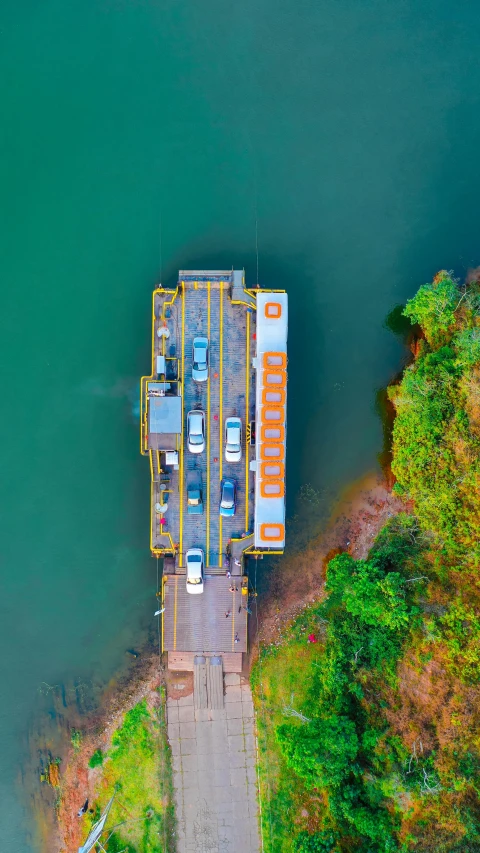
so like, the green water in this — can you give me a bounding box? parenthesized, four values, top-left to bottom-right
(1, 0, 480, 847)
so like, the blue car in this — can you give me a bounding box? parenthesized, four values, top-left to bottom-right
(219, 478, 236, 517)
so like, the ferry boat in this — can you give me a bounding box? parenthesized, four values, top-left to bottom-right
(140, 270, 287, 671)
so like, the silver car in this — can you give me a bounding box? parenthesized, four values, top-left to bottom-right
(186, 548, 204, 595)
(187, 410, 205, 454)
(192, 337, 209, 382)
(225, 417, 242, 462)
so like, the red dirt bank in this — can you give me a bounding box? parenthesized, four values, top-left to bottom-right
(255, 472, 404, 648)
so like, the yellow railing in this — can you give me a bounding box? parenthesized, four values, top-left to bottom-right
(231, 297, 257, 310)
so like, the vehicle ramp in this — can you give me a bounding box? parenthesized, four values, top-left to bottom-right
(193, 655, 224, 710)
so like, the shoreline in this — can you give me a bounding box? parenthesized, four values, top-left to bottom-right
(36, 470, 401, 851)
(253, 470, 403, 650)
(35, 654, 163, 853)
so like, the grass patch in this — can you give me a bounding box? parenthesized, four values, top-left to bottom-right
(81, 691, 174, 853)
(252, 614, 326, 852)
(88, 748, 103, 769)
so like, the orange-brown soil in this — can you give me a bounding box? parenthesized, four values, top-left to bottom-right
(255, 471, 404, 648)
(42, 655, 161, 853)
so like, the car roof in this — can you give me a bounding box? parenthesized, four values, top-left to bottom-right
(188, 410, 204, 430)
(226, 425, 240, 438)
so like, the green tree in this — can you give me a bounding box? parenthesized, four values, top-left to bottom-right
(403, 273, 459, 348)
(293, 830, 339, 852)
(442, 599, 480, 684)
(276, 716, 359, 789)
(326, 554, 412, 630)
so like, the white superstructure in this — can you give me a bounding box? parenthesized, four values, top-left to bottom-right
(253, 291, 288, 549)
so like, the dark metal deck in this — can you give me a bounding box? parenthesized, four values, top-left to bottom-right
(144, 274, 256, 567)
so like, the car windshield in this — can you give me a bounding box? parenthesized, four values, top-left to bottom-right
(188, 576, 202, 584)
(188, 555, 202, 562)
(222, 483, 234, 507)
(189, 433, 203, 444)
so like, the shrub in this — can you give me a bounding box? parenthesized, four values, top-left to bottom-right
(88, 748, 104, 769)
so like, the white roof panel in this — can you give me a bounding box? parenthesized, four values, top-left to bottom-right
(254, 292, 288, 549)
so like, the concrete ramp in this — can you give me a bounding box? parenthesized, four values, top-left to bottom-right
(193, 655, 208, 710)
(167, 674, 260, 853)
(193, 655, 224, 710)
(207, 656, 224, 709)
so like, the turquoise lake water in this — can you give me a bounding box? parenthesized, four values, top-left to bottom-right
(1, 0, 480, 848)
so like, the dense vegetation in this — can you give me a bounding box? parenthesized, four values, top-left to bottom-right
(253, 272, 480, 852)
(82, 696, 174, 853)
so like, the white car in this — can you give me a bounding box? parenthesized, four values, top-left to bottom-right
(187, 410, 205, 454)
(192, 337, 209, 382)
(225, 417, 242, 462)
(186, 548, 204, 595)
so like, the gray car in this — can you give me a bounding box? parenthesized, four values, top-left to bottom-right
(187, 410, 205, 453)
(192, 337, 209, 382)
(225, 417, 242, 462)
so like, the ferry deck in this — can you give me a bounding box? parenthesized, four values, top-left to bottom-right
(140, 270, 287, 671)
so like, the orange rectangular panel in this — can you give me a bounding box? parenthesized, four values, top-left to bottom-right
(260, 480, 285, 498)
(260, 424, 285, 443)
(260, 461, 285, 479)
(260, 443, 285, 461)
(263, 406, 284, 423)
(260, 522, 285, 541)
(264, 369, 286, 387)
(265, 302, 282, 319)
(261, 388, 285, 405)
(263, 352, 287, 369)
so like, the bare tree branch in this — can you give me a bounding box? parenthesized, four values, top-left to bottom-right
(282, 707, 311, 723)
(353, 647, 363, 665)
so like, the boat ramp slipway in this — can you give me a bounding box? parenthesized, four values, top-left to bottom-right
(140, 270, 288, 673)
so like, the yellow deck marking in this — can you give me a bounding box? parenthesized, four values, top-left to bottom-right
(231, 588, 235, 649)
(173, 576, 178, 650)
(206, 281, 211, 567)
(219, 282, 224, 563)
(179, 288, 186, 567)
(245, 309, 250, 531)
